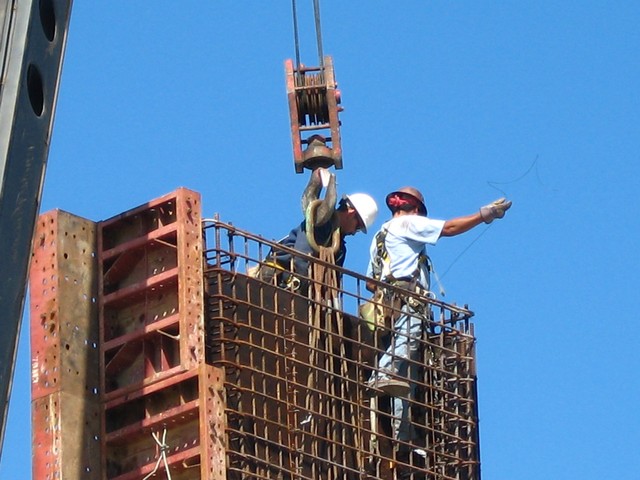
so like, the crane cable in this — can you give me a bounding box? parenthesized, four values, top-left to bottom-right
(291, 0, 325, 70)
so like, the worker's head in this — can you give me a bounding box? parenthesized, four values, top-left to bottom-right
(337, 193, 378, 235)
(385, 186, 427, 216)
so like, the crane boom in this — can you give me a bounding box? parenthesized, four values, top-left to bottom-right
(0, 0, 72, 460)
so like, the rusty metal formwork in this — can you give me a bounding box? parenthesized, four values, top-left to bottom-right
(204, 220, 481, 480)
(30, 210, 101, 480)
(97, 188, 225, 480)
(30, 189, 226, 480)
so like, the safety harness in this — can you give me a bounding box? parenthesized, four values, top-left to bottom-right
(370, 228, 430, 289)
(359, 228, 435, 331)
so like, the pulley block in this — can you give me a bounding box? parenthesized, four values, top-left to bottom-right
(285, 56, 343, 173)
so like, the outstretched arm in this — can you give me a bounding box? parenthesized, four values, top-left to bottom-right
(440, 198, 512, 237)
(441, 213, 483, 237)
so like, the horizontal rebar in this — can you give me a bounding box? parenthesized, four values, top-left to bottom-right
(203, 220, 481, 480)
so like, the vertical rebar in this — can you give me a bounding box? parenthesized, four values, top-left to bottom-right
(202, 221, 480, 479)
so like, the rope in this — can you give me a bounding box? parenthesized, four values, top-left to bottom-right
(305, 199, 341, 255)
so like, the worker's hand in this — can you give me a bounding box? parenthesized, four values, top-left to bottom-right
(480, 198, 512, 224)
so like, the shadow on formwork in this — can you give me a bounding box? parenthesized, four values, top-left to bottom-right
(204, 220, 482, 480)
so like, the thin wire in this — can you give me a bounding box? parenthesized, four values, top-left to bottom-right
(438, 156, 540, 282)
(439, 224, 494, 280)
(488, 154, 540, 196)
(430, 260, 446, 297)
(157, 329, 180, 340)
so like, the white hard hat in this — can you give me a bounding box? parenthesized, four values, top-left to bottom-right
(344, 193, 378, 233)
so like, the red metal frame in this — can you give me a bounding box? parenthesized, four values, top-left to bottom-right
(30, 189, 225, 480)
(285, 56, 343, 173)
(97, 188, 225, 479)
(30, 210, 101, 479)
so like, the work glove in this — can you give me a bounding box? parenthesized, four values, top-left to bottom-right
(480, 198, 512, 224)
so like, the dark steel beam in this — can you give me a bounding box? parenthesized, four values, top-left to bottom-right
(0, 0, 73, 458)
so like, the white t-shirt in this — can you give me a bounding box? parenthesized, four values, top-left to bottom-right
(367, 215, 445, 288)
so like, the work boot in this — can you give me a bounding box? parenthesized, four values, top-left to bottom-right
(368, 377, 411, 397)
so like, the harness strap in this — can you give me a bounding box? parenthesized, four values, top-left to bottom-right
(371, 227, 430, 285)
(371, 228, 390, 281)
(264, 260, 286, 271)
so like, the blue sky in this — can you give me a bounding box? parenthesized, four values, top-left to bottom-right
(3, 2, 640, 478)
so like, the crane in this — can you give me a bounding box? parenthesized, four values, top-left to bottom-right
(0, 0, 72, 459)
(285, 0, 343, 174)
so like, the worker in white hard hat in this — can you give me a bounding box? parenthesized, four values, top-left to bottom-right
(257, 168, 378, 290)
(365, 186, 511, 460)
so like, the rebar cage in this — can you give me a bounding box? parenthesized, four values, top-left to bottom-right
(204, 220, 481, 480)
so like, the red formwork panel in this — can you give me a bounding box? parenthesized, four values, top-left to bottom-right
(102, 364, 225, 480)
(97, 188, 225, 479)
(98, 188, 204, 398)
(30, 210, 102, 479)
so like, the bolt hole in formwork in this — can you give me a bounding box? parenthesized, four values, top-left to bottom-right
(27, 64, 45, 116)
(39, 0, 56, 41)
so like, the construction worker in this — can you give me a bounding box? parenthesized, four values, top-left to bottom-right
(257, 168, 378, 290)
(366, 186, 511, 456)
